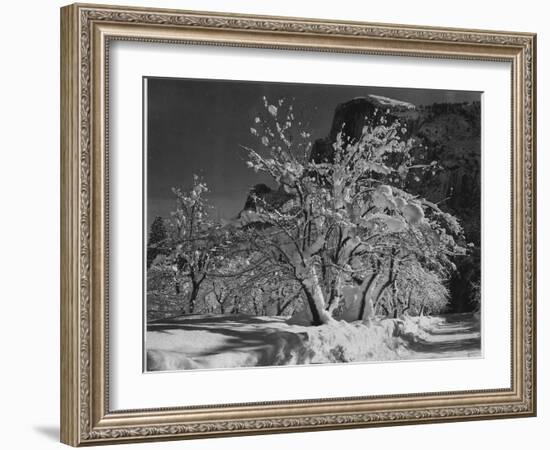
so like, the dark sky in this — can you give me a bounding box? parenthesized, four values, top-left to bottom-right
(145, 77, 480, 227)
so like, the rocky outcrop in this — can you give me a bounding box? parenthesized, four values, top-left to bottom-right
(242, 183, 292, 212)
(239, 183, 293, 226)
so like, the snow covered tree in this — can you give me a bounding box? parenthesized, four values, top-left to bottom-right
(165, 175, 220, 314)
(147, 216, 168, 269)
(241, 97, 466, 325)
(203, 249, 302, 316)
(202, 254, 260, 315)
(146, 253, 191, 319)
(469, 280, 481, 312)
(377, 258, 449, 317)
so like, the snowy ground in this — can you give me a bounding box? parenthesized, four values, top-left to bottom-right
(398, 313, 481, 360)
(146, 313, 481, 371)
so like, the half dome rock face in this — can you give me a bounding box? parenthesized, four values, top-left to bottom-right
(310, 96, 406, 164)
(367, 94, 415, 111)
(309, 96, 480, 212)
(329, 97, 385, 141)
(328, 94, 415, 141)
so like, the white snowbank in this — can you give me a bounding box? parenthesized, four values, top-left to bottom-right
(398, 315, 446, 340)
(302, 319, 404, 364)
(146, 314, 471, 371)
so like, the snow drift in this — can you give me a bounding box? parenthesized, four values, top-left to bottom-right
(146, 314, 479, 371)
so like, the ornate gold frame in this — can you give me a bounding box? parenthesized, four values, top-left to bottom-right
(60, 3, 536, 446)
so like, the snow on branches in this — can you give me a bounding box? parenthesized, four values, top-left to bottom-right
(147, 97, 469, 325)
(239, 97, 466, 324)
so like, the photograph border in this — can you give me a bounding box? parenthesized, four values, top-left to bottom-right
(60, 3, 536, 446)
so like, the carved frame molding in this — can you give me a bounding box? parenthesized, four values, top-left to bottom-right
(60, 3, 536, 446)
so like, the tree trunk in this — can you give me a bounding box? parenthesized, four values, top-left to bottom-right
(391, 281, 399, 318)
(327, 273, 345, 315)
(231, 299, 240, 315)
(373, 254, 397, 316)
(357, 273, 379, 321)
(188, 281, 199, 314)
(401, 289, 413, 316)
(373, 279, 392, 312)
(277, 298, 293, 316)
(299, 265, 334, 326)
(303, 290, 323, 325)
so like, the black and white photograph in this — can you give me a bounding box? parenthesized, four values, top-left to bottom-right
(144, 77, 482, 372)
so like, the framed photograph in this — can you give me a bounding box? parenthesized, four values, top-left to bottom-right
(60, 3, 536, 446)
